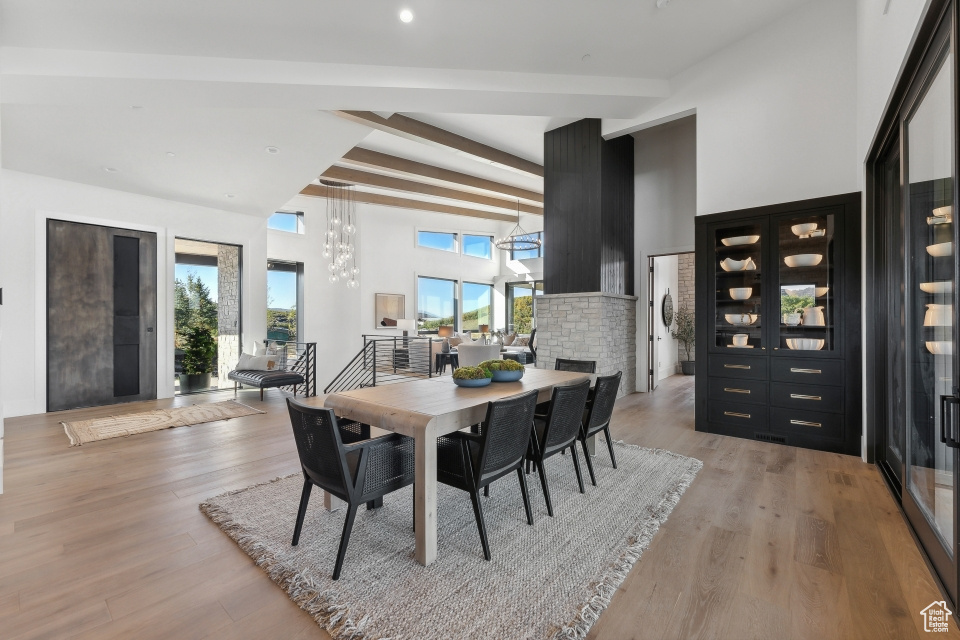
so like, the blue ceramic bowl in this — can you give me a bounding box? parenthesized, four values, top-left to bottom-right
(491, 369, 524, 383)
(453, 377, 492, 388)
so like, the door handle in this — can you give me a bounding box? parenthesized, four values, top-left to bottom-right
(941, 395, 960, 448)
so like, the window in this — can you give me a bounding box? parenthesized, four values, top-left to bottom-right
(510, 231, 543, 260)
(505, 280, 543, 334)
(461, 282, 493, 331)
(267, 260, 303, 344)
(463, 234, 493, 259)
(268, 212, 304, 234)
(417, 231, 459, 253)
(417, 276, 457, 333)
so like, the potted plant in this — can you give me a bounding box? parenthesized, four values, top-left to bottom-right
(178, 326, 217, 393)
(671, 306, 696, 375)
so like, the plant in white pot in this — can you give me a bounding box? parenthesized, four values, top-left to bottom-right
(671, 306, 696, 375)
(178, 326, 216, 393)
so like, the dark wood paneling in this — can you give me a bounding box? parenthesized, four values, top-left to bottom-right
(544, 118, 634, 295)
(47, 220, 157, 412)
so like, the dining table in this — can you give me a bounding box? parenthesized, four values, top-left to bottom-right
(316, 367, 594, 566)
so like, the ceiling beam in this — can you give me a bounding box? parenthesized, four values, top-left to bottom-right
(300, 184, 516, 223)
(320, 165, 542, 215)
(333, 111, 544, 178)
(339, 147, 543, 203)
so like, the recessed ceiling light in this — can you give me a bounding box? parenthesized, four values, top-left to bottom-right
(265, 146, 280, 154)
(104, 166, 118, 173)
(582, 54, 592, 63)
(399, 9, 413, 23)
(225, 193, 236, 198)
(130, 105, 143, 109)
(166, 151, 176, 157)
(656, 0, 670, 7)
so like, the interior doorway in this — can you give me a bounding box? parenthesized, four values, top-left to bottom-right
(174, 238, 242, 395)
(647, 251, 695, 391)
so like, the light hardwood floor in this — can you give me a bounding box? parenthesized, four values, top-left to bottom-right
(0, 375, 955, 639)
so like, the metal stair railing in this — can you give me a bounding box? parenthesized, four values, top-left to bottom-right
(325, 335, 435, 394)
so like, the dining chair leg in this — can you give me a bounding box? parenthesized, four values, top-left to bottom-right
(536, 459, 554, 516)
(580, 436, 597, 486)
(332, 503, 359, 580)
(603, 426, 618, 468)
(366, 496, 383, 510)
(469, 488, 491, 560)
(569, 444, 586, 493)
(291, 478, 313, 546)
(517, 468, 534, 526)
(484, 485, 489, 497)
(412, 483, 416, 531)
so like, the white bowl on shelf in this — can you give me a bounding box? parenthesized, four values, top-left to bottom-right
(927, 341, 954, 356)
(786, 338, 825, 351)
(732, 333, 749, 347)
(927, 242, 953, 257)
(928, 206, 953, 225)
(721, 235, 760, 247)
(791, 223, 818, 236)
(924, 304, 953, 327)
(815, 287, 830, 297)
(784, 254, 823, 267)
(920, 281, 953, 294)
(724, 313, 759, 326)
(720, 257, 757, 272)
(729, 287, 752, 300)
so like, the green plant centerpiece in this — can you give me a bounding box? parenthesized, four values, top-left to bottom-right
(478, 358, 525, 382)
(452, 365, 493, 388)
(671, 306, 696, 375)
(178, 326, 216, 393)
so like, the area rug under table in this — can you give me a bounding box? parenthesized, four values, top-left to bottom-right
(200, 440, 702, 640)
(62, 400, 265, 446)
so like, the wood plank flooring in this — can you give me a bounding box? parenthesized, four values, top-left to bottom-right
(0, 375, 954, 639)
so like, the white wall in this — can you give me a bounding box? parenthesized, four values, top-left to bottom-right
(653, 254, 679, 381)
(608, 0, 859, 216)
(0, 170, 268, 417)
(633, 116, 697, 391)
(269, 194, 506, 389)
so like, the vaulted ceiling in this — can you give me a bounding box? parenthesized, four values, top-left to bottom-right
(0, 0, 817, 217)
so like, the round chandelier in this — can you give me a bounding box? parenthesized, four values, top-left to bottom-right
(495, 200, 542, 253)
(320, 180, 360, 289)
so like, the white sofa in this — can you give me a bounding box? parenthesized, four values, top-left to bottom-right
(456, 344, 502, 367)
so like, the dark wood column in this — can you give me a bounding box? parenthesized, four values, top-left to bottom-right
(544, 118, 634, 295)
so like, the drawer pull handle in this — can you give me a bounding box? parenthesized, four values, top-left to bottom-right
(724, 411, 751, 419)
(724, 364, 751, 370)
(790, 419, 822, 428)
(724, 388, 750, 394)
(790, 368, 822, 374)
(790, 393, 822, 401)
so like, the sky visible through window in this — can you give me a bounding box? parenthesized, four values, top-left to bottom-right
(418, 231, 458, 252)
(175, 264, 218, 299)
(268, 270, 297, 309)
(418, 277, 455, 330)
(268, 212, 300, 233)
(463, 234, 492, 259)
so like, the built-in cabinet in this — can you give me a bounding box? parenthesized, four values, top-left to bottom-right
(695, 193, 862, 456)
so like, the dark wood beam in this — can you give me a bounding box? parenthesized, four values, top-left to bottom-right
(340, 147, 543, 203)
(320, 165, 542, 215)
(300, 184, 516, 223)
(333, 111, 544, 178)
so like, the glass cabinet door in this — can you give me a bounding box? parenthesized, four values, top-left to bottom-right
(775, 212, 837, 352)
(903, 44, 958, 603)
(714, 222, 763, 350)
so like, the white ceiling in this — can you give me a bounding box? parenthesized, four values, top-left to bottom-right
(0, 0, 817, 216)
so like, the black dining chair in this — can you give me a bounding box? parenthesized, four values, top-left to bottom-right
(286, 398, 415, 580)
(554, 358, 597, 373)
(578, 371, 622, 486)
(526, 379, 591, 516)
(436, 390, 539, 560)
(528, 328, 538, 364)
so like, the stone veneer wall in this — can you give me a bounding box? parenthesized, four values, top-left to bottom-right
(217, 245, 241, 389)
(535, 292, 637, 397)
(677, 252, 695, 363)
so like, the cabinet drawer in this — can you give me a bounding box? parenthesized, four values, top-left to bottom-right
(770, 407, 843, 440)
(708, 401, 767, 429)
(708, 355, 768, 380)
(708, 377, 768, 405)
(770, 382, 842, 413)
(771, 358, 842, 386)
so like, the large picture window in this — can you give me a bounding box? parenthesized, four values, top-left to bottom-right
(417, 231, 459, 253)
(417, 276, 457, 333)
(267, 260, 303, 343)
(510, 231, 543, 260)
(463, 234, 493, 259)
(505, 280, 543, 334)
(461, 282, 493, 331)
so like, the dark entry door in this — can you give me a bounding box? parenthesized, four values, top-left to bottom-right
(47, 220, 157, 412)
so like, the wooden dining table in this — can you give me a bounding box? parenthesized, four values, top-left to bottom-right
(319, 368, 593, 566)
